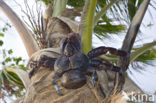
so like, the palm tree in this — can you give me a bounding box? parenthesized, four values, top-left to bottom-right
(0, 0, 155, 102)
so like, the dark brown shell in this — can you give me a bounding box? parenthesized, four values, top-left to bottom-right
(61, 70, 87, 89)
(54, 55, 70, 74)
(70, 52, 89, 71)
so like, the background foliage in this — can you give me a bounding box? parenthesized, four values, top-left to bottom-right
(0, 23, 26, 102)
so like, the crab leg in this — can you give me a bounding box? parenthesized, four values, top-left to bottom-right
(87, 46, 128, 59)
(89, 60, 123, 75)
(28, 56, 56, 78)
(52, 74, 63, 95)
(91, 71, 97, 86)
(52, 81, 63, 95)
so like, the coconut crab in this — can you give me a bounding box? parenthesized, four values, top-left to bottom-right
(29, 32, 128, 95)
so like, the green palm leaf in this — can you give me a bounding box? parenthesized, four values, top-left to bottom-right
(80, 0, 97, 54)
(130, 41, 156, 64)
(5, 67, 30, 89)
(2, 69, 23, 87)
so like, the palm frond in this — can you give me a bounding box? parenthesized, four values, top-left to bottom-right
(0, 67, 26, 100)
(94, 0, 119, 26)
(5, 67, 30, 90)
(67, 0, 84, 7)
(80, 0, 97, 54)
(94, 23, 125, 38)
(130, 41, 156, 63)
(135, 53, 156, 66)
(52, 0, 68, 17)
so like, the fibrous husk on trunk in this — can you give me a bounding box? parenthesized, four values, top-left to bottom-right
(45, 17, 79, 48)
